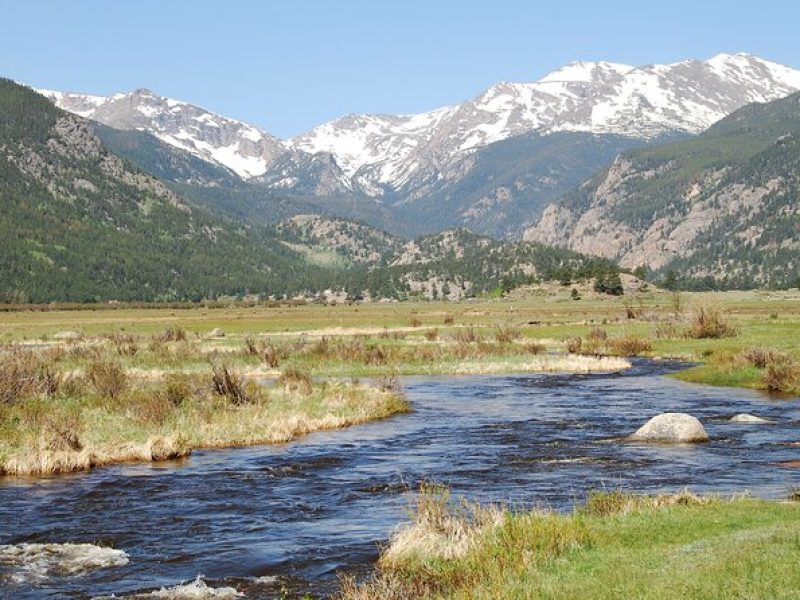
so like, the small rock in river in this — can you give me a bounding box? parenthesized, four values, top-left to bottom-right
(730, 413, 772, 424)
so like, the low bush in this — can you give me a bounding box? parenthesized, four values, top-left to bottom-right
(262, 343, 280, 368)
(762, 360, 800, 393)
(375, 373, 402, 393)
(85, 359, 128, 398)
(686, 305, 736, 339)
(278, 366, 313, 396)
(524, 341, 545, 354)
(493, 325, 521, 344)
(452, 328, 482, 344)
(566, 337, 583, 354)
(608, 336, 652, 357)
(154, 326, 187, 342)
(0, 351, 63, 404)
(211, 363, 252, 405)
(587, 327, 608, 341)
(737, 347, 787, 369)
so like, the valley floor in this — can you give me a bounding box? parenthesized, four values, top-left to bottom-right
(0, 288, 798, 597)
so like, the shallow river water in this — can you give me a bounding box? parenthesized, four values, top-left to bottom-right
(1, 360, 799, 598)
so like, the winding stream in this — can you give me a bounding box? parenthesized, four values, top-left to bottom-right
(1, 360, 798, 598)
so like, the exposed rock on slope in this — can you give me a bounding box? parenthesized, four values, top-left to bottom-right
(524, 93, 800, 287)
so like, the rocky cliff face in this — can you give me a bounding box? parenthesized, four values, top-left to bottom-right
(524, 93, 800, 287)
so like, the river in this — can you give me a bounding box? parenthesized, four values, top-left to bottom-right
(1, 360, 798, 598)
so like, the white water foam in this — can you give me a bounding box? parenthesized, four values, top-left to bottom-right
(99, 575, 243, 599)
(0, 542, 128, 583)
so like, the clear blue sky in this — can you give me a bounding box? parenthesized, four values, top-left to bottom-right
(3, 0, 799, 138)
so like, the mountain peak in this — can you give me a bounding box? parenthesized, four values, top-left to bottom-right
(537, 60, 634, 84)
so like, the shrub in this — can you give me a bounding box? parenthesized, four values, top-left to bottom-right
(85, 359, 128, 398)
(243, 336, 260, 356)
(737, 347, 787, 369)
(262, 343, 280, 368)
(278, 367, 313, 396)
(762, 360, 800, 393)
(566, 337, 583, 354)
(366, 345, 388, 366)
(443, 314, 455, 325)
(154, 326, 187, 342)
(654, 321, 681, 339)
(452, 328, 482, 344)
(623, 300, 642, 320)
(424, 328, 439, 341)
(0, 350, 63, 404)
(587, 327, 608, 341)
(493, 325, 521, 344)
(106, 332, 139, 356)
(211, 364, 251, 405)
(409, 317, 422, 328)
(375, 373, 402, 393)
(162, 373, 198, 406)
(686, 305, 736, 339)
(524, 341, 545, 354)
(608, 336, 652, 357)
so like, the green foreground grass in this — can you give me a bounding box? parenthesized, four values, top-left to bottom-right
(342, 488, 800, 600)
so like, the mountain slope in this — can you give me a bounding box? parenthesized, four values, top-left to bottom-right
(523, 92, 800, 288)
(0, 79, 325, 303)
(0, 80, 620, 303)
(278, 216, 613, 300)
(392, 131, 655, 237)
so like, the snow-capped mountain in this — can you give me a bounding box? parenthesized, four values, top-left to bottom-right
(37, 88, 289, 179)
(39, 54, 800, 213)
(293, 53, 800, 194)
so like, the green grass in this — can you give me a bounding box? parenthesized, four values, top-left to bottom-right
(343, 489, 800, 600)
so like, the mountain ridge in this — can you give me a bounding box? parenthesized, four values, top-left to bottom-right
(37, 53, 800, 196)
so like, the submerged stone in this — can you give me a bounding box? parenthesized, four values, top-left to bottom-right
(730, 413, 771, 423)
(629, 412, 709, 443)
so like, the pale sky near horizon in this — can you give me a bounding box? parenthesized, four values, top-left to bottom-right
(2, 0, 799, 137)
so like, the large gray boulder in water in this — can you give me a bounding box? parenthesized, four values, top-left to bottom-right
(629, 413, 709, 443)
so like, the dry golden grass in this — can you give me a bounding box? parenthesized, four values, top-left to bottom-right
(0, 351, 410, 477)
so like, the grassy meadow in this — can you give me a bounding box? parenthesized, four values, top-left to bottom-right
(340, 486, 800, 600)
(1, 285, 798, 388)
(0, 286, 798, 597)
